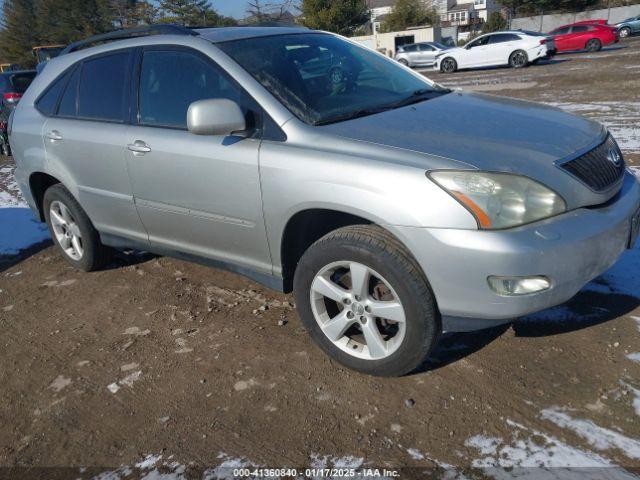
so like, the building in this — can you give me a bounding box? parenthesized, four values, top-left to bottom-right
(436, 0, 501, 36)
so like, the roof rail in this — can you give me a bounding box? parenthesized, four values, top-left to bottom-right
(60, 24, 199, 55)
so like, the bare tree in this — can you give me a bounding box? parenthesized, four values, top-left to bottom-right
(246, 0, 299, 23)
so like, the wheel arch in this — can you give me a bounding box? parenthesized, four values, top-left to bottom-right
(279, 207, 428, 294)
(29, 171, 62, 221)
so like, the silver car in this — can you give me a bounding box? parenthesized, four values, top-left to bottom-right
(395, 42, 449, 67)
(10, 25, 640, 377)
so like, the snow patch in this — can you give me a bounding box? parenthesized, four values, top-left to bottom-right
(0, 164, 50, 255)
(627, 353, 640, 363)
(540, 408, 640, 460)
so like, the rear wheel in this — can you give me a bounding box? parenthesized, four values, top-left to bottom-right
(293, 225, 440, 377)
(586, 38, 602, 52)
(440, 57, 457, 73)
(619, 27, 631, 39)
(43, 184, 112, 271)
(509, 50, 528, 68)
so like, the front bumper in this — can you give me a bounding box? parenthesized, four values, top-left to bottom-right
(394, 172, 640, 331)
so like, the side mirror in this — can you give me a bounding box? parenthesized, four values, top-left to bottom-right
(187, 99, 247, 137)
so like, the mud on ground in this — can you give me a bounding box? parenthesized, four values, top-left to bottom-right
(0, 37, 640, 479)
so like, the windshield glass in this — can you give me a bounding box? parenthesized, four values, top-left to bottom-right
(218, 33, 441, 125)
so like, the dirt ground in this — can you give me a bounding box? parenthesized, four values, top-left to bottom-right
(1, 38, 640, 479)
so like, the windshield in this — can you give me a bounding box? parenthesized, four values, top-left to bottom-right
(218, 33, 442, 125)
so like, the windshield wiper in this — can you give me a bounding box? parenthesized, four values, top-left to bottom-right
(313, 105, 394, 126)
(387, 88, 451, 109)
(314, 88, 451, 126)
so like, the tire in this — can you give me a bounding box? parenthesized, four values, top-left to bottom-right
(293, 225, 441, 377)
(619, 27, 631, 39)
(440, 57, 457, 73)
(398, 58, 410, 67)
(586, 38, 602, 52)
(1, 142, 10, 157)
(509, 50, 528, 68)
(43, 184, 112, 272)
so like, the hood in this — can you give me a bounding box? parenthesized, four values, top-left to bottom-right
(319, 91, 609, 208)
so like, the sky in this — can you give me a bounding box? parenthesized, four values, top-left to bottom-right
(211, 0, 253, 19)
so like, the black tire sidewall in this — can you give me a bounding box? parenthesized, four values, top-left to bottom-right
(294, 235, 440, 377)
(43, 184, 106, 272)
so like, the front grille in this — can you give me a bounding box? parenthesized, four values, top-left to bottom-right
(559, 135, 625, 192)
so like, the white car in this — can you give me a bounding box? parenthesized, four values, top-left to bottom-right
(435, 31, 555, 73)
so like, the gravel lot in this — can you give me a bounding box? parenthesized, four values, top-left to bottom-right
(0, 38, 639, 479)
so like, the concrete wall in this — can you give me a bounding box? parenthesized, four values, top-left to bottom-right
(510, 5, 640, 32)
(351, 27, 439, 55)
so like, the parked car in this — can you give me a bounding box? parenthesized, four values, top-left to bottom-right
(435, 30, 554, 73)
(0, 69, 36, 156)
(10, 26, 640, 377)
(616, 15, 640, 38)
(548, 23, 619, 52)
(395, 42, 450, 68)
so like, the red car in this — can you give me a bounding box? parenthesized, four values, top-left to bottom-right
(549, 22, 619, 52)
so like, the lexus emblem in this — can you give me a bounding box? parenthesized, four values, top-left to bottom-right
(607, 147, 622, 167)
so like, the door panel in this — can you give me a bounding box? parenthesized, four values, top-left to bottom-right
(43, 118, 146, 241)
(125, 128, 270, 272)
(125, 46, 272, 273)
(41, 50, 148, 243)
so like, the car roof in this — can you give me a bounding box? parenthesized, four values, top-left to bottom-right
(194, 26, 312, 43)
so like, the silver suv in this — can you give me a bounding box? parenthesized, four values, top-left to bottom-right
(11, 25, 640, 376)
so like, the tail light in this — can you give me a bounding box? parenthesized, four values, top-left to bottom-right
(539, 39, 547, 45)
(0, 121, 6, 130)
(3, 92, 22, 102)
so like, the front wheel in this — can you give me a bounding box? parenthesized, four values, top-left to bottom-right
(43, 184, 112, 271)
(619, 27, 631, 39)
(440, 57, 457, 74)
(586, 38, 602, 52)
(398, 58, 410, 67)
(509, 50, 529, 68)
(293, 225, 440, 377)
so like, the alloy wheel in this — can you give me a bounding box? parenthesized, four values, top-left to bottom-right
(619, 28, 630, 38)
(50, 200, 84, 261)
(586, 39, 601, 52)
(441, 58, 455, 73)
(511, 51, 527, 68)
(310, 261, 407, 361)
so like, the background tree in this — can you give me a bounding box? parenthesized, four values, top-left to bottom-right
(481, 11, 507, 32)
(0, 0, 39, 67)
(35, 0, 112, 45)
(301, 0, 368, 35)
(158, 0, 236, 26)
(245, 0, 299, 23)
(381, 0, 436, 32)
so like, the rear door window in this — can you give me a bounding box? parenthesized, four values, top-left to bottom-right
(489, 33, 520, 44)
(553, 27, 571, 35)
(77, 51, 130, 122)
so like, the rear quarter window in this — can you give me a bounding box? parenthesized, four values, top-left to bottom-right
(35, 68, 74, 116)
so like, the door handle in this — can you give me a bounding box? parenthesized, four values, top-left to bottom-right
(45, 130, 63, 141)
(127, 141, 151, 155)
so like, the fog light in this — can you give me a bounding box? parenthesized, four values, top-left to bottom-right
(488, 276, 551, 296)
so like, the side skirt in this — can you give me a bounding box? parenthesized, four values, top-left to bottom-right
(100, 233, 285, 293)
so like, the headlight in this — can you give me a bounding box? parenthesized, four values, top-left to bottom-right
(429, 171, 566, 229)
